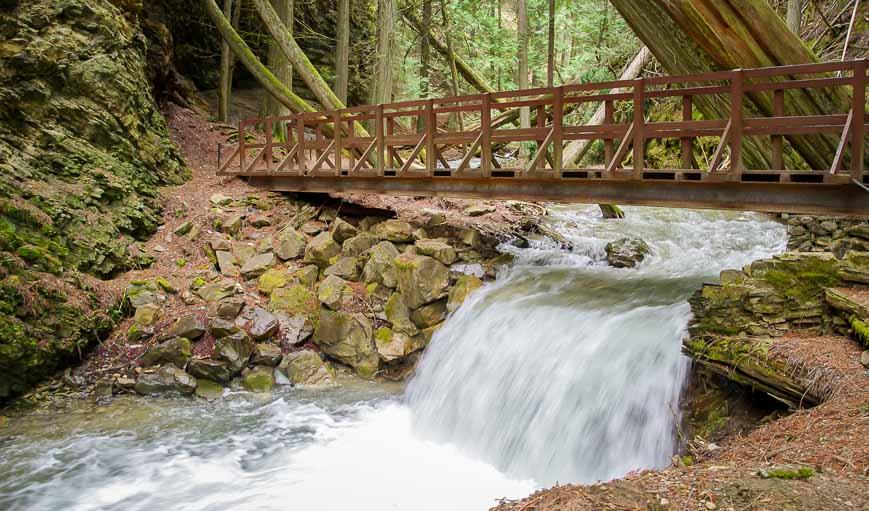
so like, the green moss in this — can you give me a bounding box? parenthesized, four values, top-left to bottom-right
(175, 258, 187, 267)
(191, 277, 207, 289)
(375, 326, 393, 343)
(269, 284, 319, 319)
(760, 468, 814, 480)
(849, 315, 869, 347)
(154, 277, 176, 294)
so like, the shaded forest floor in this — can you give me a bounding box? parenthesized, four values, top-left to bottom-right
(492, 333, 868, 511)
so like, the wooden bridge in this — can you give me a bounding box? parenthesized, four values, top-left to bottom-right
(217, 59, 868, 216)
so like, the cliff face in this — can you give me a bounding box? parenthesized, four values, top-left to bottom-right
(0, 0, 188, 399)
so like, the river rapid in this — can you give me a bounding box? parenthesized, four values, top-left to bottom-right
(0, 205, 786, 511)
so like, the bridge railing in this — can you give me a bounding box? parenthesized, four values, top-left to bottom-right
(217, 59, 866, 186)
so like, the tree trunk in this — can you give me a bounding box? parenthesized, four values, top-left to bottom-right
(787, 0, 803, 34)
(371, 0, 396, 104)
(217, 0, 235, 122)
(562, 47, 651, 167)
(441, 0, 464, 132)
(517, 0, 530, 159)
(420, 0, 432, 97)
(204, 0, 312, 114)
(335, 0, 350, 104)
(610, 0, 853, 171)
(264, 0, 294, 139)
(546, 0, 555, 88)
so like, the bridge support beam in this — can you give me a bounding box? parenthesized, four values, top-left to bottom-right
(248, 176, 869, 217)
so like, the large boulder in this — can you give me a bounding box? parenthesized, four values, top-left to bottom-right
(257, 268, 292, 294)
(342, 233, 379, 257)
(361, 241, 400, 288)
(126, 280, 165, 308)
(239, 252, 276, 279)
(304, 232, 340, 268)
(330, 217, 358, 243)
(374, 327, 423, 362)
(162, 315, 205, 340)
(135, 365, 197, 396)
(269, 284, 320, 318)
(141, 337, 192, 368)
(447, 275, 484, 312)
(195, 278, 241, 302)
(275, 227, 307, 260)
(394, 253, 450, 309)
(604, 237, 652, 268)
(385, 293, 419, 335)
(235, 306, 279, 340)
(839, 251, 869, 284)
(242, 365, 275, 392)
(215, 332, 254, 373)
(251, 343, 283, 366)
(372, 219, 414, 242)
(410, 299, 447, 329)
(313, 310, 379, 378)
(278, 350, 338, 386)
(415, 240, 458, 265)
(215, 251, 239, 277)
(274, 312, 315, 346)
(323, 257, 361, 281)
(318, 275, 354, 311)
(187, 358, 232, 383)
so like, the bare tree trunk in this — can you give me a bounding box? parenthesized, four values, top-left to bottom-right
(264, 0, 293, 139)
(546, 0, 555, 87)
(204, 0, 311, 113)
(787, 0, 803, 34)
(441, 0, 464, 133)
(371, 0, 396, 105)
(335, 0, 350, 103)
(218, 0, 236, 122)
(517, 0, 530, 159)
(562, 47, 651, 167)
(420, 0, 432, 97)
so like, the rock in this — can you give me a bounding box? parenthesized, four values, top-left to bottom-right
(93, 379, 113, 400)
(195, 278, 240, 302)
(274, 312, 315, 346)
(127, 323, 154, 342)
(251, 343, 283, 367)
(218, 214, 243, 236)
(209, 235, 232, 251)
(162, 315, 206, 341)
(211, 297, 245, 320)
(410, 299, 447, 328)
(173, 221, 193, 236)
(141, 337, 192, 368)
(464, 202, 496, 217)
(155, 278, 177, 294)
(394, 253, 450, 309)
(210, 318, 239, 338)
(195, 379, 224, 400)
(275, 227, 307, 260)
(135, 365, 196, 396)
(235, 306, 279, 340)
(250, 215, 272, 228)
(187, 359, 233, 383)
(278, 350, 337, 386)
(269, 284, 320, 318)
(210, 193, 233, 206)
(318, 275, 354, 310)
(415, 240, 458, 265)
(215, 332, 254, 374)
(301, 220, 327, 235)
(846, 224, 869, 241)
(330, 217, 358, 243)
(242, 365, 275, 392)
(460, 228, 483, 249)
(323, 257, 361, 281)
(605, 237, 652, 268)
(126, 280, 164, 308)
(304, 232, 341, 268)
(374, 327, 423, 362)
(133, 303, 160, 326)
(257, 268, 292, 294)
(447, 275, 484, 312)
(313, 310, 379, 378)
(342, 233, 378, 257)
(215, 251, 239, 277)
(295, 265, 320, 287)
(385, 293, 418, 335)
(232, 243, 256, 266)
(256, 237, 273, 254)
(239, 252, 276, 279)
(362, 241, 400, 288)
(839, 251, 869, 284)
(372, 219, 414, 242)
(422, 209, 447, 227)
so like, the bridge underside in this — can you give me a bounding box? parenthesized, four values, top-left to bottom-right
(247, 175, 869, 217)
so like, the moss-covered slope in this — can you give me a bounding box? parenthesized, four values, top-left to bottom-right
(0, 0, 188, 400)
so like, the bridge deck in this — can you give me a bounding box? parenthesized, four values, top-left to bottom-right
(218, 59, 868, 217)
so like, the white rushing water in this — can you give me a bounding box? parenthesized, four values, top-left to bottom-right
(0, 206, 786, 511)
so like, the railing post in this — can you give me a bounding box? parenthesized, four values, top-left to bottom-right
(426, 99, 436, 176)
(333, 111, 342, 176)
(681, 95, 694, 170)
(376, 105, 385, 176)
(552, 86, 564, 173)
(772, 89, 784, 170)
(296, 116, 305, 175)
(730, 69, 744, 179)
(604, 100, 614, 170)
(852, 58, 865, 180)
(239, 120, 246, 173)
(632, 77, 645, 179)
(481, 93, 492, 177)
(264, 118, 273, 172)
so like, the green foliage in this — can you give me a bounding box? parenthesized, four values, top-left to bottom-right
(759, 467, 814, 480)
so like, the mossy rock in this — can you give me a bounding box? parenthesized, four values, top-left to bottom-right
(269, 284, 320, 319)
(242, 365, 275, 392)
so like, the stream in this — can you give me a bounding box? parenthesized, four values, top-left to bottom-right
(0, 205, 786, 511)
